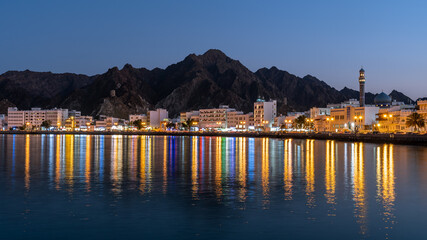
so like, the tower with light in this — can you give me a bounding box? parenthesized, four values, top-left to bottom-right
(359, 68, 365, 107)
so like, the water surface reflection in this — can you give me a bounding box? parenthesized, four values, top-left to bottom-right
(0, 134, 426, 239)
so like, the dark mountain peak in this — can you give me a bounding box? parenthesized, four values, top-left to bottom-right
(269, 66, 279, 71)
(107, 67, 120, 74)
(255, 66, 291, 76)
(122, 63, 134, 70)
(389, 90, 413, 104)
(183, 49, 237, 67)
(202, 49, 227, 58)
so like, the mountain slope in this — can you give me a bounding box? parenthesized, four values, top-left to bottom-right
(0, 70, 95, 111)
(0, 49, 415, 117)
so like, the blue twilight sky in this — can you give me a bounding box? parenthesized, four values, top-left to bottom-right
(1, 0, 426, 99)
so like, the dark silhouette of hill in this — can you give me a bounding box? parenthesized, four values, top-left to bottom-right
(0, 49, 414, 118)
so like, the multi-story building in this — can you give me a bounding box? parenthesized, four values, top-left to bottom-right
(254, 99, 277, 129)
(417, 100, 427, 129)
(199, 105, 236, 129)
(375, 103, 416, 133)
(329, 106, 379, 132)
(0, 114, 5, 130)
(68, 110, 81, 118)
(75, 116, 94, 130)
(310, 107, 331, 119)
(129, 114, 147, 123)
(180, 111, 199, 123)
(148, 109, 168, 128)
(227, 111, 253, 130)
(7, 107, 68, 128)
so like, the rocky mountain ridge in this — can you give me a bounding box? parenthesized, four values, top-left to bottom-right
(0, 49, 414, 118)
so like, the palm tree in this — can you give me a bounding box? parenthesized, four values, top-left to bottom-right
(406, 112, 425, 132)
(293, 115, 307, 130)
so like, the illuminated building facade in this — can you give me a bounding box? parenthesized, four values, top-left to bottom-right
(417, 100, 427, 130)
(7, 107, 68, 128)
(254, 99, 277, 129)
(330, 106, 379, 132)
(199, 105, 235, 129)
(148, 108, 168, 128)
(180, 111, 199, 123)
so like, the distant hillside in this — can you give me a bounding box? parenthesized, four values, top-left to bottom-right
(0, 49, 415, 118)
(0, 70, 95, 110)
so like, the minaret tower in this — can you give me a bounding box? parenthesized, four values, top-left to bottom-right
(359, 68, 365, 107)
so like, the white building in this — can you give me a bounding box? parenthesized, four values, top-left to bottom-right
(254, 99, 277, 129)
(227, 111, 253, 130)
(0, 114, 5, 130)
(180, 111, 199, 123)
(129, 114, 147, 123)
(68, 110, 81, 118)
(310, 107, 331, 119)
(327, 99, 360, 109)
(7, 107, 68, 128)
(148, 109, 168, 128)
(199, 105, 236, 129)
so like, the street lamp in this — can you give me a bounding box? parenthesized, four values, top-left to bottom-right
(326, 117, 334, 132)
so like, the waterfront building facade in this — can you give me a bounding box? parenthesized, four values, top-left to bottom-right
(148, 109, 168, 128)
(254, 99, 277, 129)
(417, 100, 427, 129)
(310, 107, 331, 119)
(227, 111, 253, 130)
(129, 114, 147, 124)
(330, 106, 379, 132)
(180, 111, 199, 123)
(199, 105, 236, 129)
(7, 107, 68, 128)
(0, 114, 5, 130)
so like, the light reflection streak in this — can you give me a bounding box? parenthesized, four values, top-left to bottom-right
(85, 135, 91, 191)
(376, 144, 396, 237)
(215, 137, 222, 199)
(129, 136, 137, 181)
(325, 140, 336, 206)
(238, 137, 247, 202)
(284, 139, 293, 200)
(353, 142, 367, 235)
(55, 135, 61, 189)
(65, 135, 74, 188)
(261, 138, 270, 200)
(25, 135, 30, 191)
(305, 140, 315, 208)
(163, 136, 168, 193)
(140, 136, 147, 193)
(111, 135, 123, 195)
(192, 137, 198, 199)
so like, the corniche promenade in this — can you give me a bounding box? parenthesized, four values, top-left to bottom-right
(2, 131, 427, 146)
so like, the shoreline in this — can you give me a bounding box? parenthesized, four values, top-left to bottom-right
(1, 131, 426, 146)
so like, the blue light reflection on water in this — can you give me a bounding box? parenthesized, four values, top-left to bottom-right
(0, 134, 427, 239)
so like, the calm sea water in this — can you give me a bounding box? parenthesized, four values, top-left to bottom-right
(0, 134, 426, 239)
